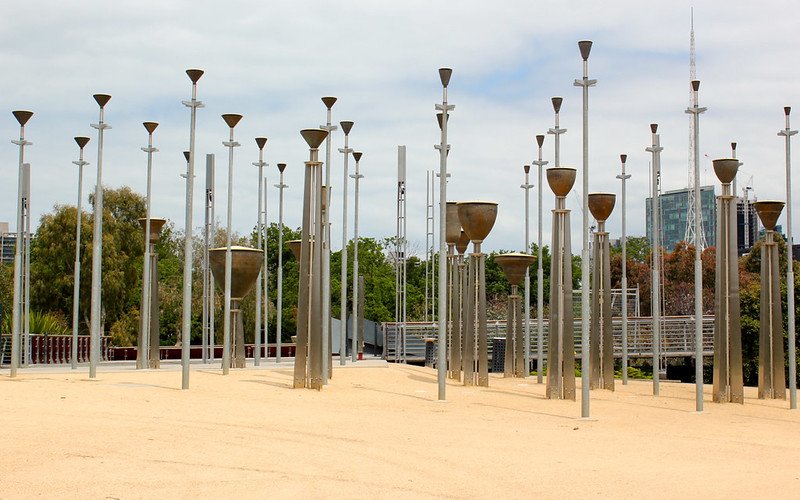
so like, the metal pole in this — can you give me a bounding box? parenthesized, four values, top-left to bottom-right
(574, 40, 595, 418)
(532, 135, 548, 383)
(435, 68, 453, 401)
(203, 154, 215, 363)
(275, 163, 287, 363)
(10, 110, 32, 377)
(221, 114, 243, 375)
(350, 152, 364, 362)
(88, 95, 110, 379)
(686, 80, 706, 411)
(521, 165, 533, 377)
(23, 164, 30, 365)
(253, 137, 268, 366)
(263, 177, 269, 361)
(181, 69, 204, 388)
(616, 154, 631, 385)
(71, 136, 89, 370)
(779, 106, 797, 409)
(646, 124, 663, 396)
(139, 123, 159, 370)
(320, 97, 337, 384)
(339, 121, 354, 365)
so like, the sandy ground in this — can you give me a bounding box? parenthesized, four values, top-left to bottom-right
(1, 359, 799, 499)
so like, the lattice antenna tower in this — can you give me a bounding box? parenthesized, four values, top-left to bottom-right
(684, 9, 707, 249)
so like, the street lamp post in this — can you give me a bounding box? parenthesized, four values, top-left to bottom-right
(521, 165, 533, 378)
(275, 163, 288, 363)
(646, 123, 663, 397)
(339, 121, 354, 365)
(616, 154, 631, 385)
(71, 136, 89, 370)
(778, 106, 797, 409)
(181, 69, 204, 389)
(10, 110, 33, 378)
(532, 134, 548, 383)
(139, 122, 159, 370)
(253, 137, 268, 366)
(221, 113, 243, 375)
(350, 151, 364, 362)
(88, 94, 111, 379)
(320, 97, 338, 384)
(573, 40, 596, 418)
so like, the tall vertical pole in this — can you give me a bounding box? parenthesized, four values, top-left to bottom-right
(181, 69, 204, 389)
(779, 106, 797, 409)
(435, 68, 454, 401)
(350, 152, 364, 362)
(686, 80, 707, 410)
(88, 95, 111, 379)
(616, 155, 631, 384)
(10, 110, 32, 377)
(275, 163, 287, 363)
(221, 114, 243, 375)
(532, 135, 548, 383)
(139, 123, 159, 370)
(646, 124, 663, 396)
(320, 97, 338, 384)
(339, 122, 354, 364)
(574, 40, 595, 418)
(23, 163, 30, 365)
(521, 164, 533, 377)
(71, 136, 89, 370)
(203, 154, 215, 363)
(263, 177, 269, 360)
(253, 137, 268, 366)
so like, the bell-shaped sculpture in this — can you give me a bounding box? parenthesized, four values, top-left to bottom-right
(546, 167, 576, 400)
(588, 193, 616, 391)
(457, 201, 498, 387)
(711, 158, 743, 403)
(495, 253, 536, 378)
(754, 200, 786, 399)
(209, 246, 264, 368)
(286, 240, 302, 261)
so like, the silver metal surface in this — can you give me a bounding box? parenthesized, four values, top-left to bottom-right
(778, 107, 797, 409)
(202, 154, 215, 363)
(11, 110, 32, 376)
(435, 68, 454, 400)
(588, 194, 615, 390)
(534, 136, 548, 384)
(685, 80, 707, 411)
(573, 40, 596, 418)
(351, 151, 365, 362)
(616, 154, 631, 385)
(221, 114, 243, 375)
(339, 123, 353, 365)
(89, 95, 111, 379)
(320, 97, 337, 385)
(275, 163, 288, 363)
(139, 123, 158, 370)
(646, 125, 663, 396)
(71, 137, 89, 370)
(495, 253, 535, 378)
(181, 70, 204, 389)
(253, 138, 268, 366)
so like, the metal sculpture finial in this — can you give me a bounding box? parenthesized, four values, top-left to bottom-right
(551, 97, 563, 113)
(340, 121, 354, 135)
(300, 128, 328, 149)
(546, 167, 577, 197)
(74, 136, 90, 149)
(785, 106, 791, 116)
(439, 68, 452, 87)
(436, 112, 450, 131)
(255, 137, 268, 150)
(321, 96, 337, 109)
(183, 151, 190, 162)
(186, 69, 204, 83)
(691, 79, 700, 91)
(578, 40, 593, 61)
(524, 164, 530, 174)
(93, 94, 111, 108)
(620, 154, 627, 163)
(712, 158, 739, 184)
(587, 193, 616, 222)
(143, 122, 159, 134)
(12, 110, 33, 126)
(731, 142, 737, 152)
(650, 123, 658, 133)
(277, 162, 287, 173)
(753, 200, 784, 231)
(536, 135, 545, 147)
(352, 151, 363, 162)
(222, 114, 243, 128)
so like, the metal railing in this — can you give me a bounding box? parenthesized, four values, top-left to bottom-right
(383, 315, 714, 363)
(0, 334, 108, 367)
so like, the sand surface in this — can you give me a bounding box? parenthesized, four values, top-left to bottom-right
(1, 360, 799, 499)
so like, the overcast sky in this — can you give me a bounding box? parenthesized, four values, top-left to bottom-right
(1, 0, 798, 255)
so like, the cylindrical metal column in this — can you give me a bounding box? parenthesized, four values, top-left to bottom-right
(778, 107, 797, 409)
(616, 154, 630, 385)
(71, 136, 89, 370)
